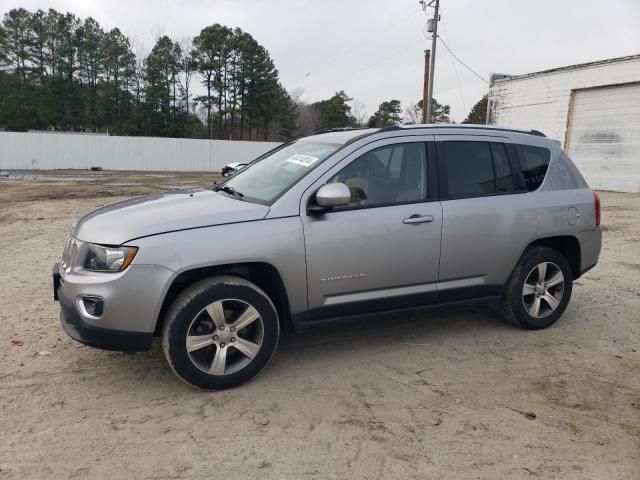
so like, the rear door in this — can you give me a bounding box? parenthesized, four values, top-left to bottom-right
(435, 135, 538, 300)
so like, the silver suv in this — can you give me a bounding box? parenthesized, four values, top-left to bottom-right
(53, 125, 602, 389)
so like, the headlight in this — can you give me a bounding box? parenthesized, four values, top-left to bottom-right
(81, 244, 138, 272)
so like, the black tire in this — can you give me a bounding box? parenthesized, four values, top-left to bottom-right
(501, 246, 573, 330)
(162, 275, 279, 389)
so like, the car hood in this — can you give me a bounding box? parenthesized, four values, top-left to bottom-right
(72, 188, 270, 245)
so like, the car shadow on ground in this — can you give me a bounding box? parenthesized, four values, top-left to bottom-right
(65, 304, 520, 393)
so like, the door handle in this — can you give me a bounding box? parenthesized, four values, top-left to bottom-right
(402, 214, 435, 225)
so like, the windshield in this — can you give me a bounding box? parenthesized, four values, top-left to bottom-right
(220, 140, 341, 204)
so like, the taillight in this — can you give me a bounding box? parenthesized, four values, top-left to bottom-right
(593, 191, 601, 226)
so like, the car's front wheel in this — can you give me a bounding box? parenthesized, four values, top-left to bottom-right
(162, 275, 279, 389)
(501, 246, 573, 329)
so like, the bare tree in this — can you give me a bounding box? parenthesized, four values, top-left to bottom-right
(404, 103, 422, 124)
(289, 87, 304, 105)
(351, 100, 367, 127)
(404, 99, 451, 124)
(295, 102, 321, 136)
(177, 36, 195, 117)
(150, 25, 165, 42)
(130, 36, 147, 104)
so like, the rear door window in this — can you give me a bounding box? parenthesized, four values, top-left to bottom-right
(491, 143, 515, 193)
(439, 141, 495, 198)
(515, 145, 551, 191)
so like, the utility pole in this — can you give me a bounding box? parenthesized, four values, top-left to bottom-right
(422, 49, 430, 124)
(424, 0, 440, 123)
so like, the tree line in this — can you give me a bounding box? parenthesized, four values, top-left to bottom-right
(294, 92, 485, 133)
(0, 7, 487, 141)
(0, 8, 294, 140)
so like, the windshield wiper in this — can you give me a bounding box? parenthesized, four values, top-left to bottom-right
(214, 184, 244, 199)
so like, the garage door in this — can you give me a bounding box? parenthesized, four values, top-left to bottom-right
(565, 82, 640, 192)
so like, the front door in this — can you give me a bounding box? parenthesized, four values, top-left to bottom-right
(301, 138, 442, 319)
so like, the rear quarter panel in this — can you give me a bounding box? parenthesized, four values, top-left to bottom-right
(529, 188, 601, 272)
(530, 143, 602, 272)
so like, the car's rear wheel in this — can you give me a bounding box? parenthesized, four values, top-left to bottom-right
(501, 246, 573, 329)
(162, 275, 279, 389)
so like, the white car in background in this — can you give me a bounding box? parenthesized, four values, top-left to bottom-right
(221, 162, 248, 177)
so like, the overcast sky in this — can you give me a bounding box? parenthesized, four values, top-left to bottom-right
(4, 0, 640, 122)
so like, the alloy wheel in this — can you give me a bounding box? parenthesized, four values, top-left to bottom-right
(185, 299, 264, 375)
(522, 261, 565, 318)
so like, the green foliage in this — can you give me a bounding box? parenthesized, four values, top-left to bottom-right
(431, 98, 451, 124)
(191, 24, 291, 140)
(463, 94, 487, 124)
(2, 8, 34, 86)
(193, 24, 233, 138)
(0, 24, 7, 67)
(311, 91, 355, 130)
(144, 35, 182, 136)
(368, 99, 402, 127)
(407, 98, 451, 124)
(271, 83, 297, 140)
(0, 8, 295, 140)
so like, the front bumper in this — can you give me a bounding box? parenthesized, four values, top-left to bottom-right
(54, 261, 174, 352)
(59, 288, 153, 352)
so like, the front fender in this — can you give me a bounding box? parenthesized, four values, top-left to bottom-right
(132, 217, 308, 316)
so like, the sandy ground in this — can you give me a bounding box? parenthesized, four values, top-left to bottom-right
(0, 170, 638, 479)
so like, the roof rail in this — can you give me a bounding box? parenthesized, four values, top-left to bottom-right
(378, 124, 547, 137)
(528, 129, 546, 137)
(378, 125, 402, 133)
(310, 126, 372, 135)
(402, 123, 546, 137)
(302, 124, 547, 145)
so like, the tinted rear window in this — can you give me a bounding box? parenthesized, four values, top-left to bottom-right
(515, 145, 551, 191)
(440, 141, 495, 197)
(491, 143, 515, 193)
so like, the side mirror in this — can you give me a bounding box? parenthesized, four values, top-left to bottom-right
(310, 183, 351, 212)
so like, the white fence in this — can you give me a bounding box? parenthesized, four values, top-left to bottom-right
(0, 132, 281, 171)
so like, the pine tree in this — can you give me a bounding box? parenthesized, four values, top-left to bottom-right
(463, 95, 487, 124)
(368, 99, 402, 127)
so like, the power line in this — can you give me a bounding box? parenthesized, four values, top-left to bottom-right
(347, 39, 425, 77)
(300, 10, 421, 82)
(437, 36, 489, 85)
(441, 21, 467, 113)
(353, 11, 421, 51)
(332, 38, 424, 89)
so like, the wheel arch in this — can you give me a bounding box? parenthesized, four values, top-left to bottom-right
(155, 262, 292, 336)
(522, 235, 581, 279)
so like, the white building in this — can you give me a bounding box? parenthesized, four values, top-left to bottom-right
(487, 54, 640, 192)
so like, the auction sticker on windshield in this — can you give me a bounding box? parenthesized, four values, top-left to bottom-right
(285, 154, 319, 167)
